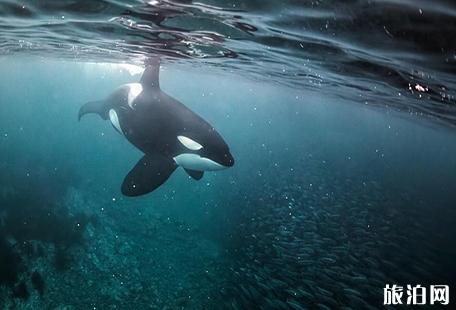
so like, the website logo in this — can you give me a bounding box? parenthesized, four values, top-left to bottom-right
(384, 284, 449, 306)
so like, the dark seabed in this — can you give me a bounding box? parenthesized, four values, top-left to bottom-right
(1, 0, 456, 309)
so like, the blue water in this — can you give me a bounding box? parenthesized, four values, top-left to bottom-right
(1, 0, 456, 309)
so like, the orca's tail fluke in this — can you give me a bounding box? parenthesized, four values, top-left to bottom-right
(78, 100, 107, 121)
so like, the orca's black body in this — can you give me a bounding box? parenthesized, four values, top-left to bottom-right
(79, 59, 234, 196)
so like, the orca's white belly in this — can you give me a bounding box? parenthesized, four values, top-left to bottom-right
(173, 153, 225, 171)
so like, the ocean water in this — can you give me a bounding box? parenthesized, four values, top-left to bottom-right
(1, 0, 456, 309)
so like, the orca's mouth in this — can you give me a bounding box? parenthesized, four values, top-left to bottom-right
(221, 152, 235, 167)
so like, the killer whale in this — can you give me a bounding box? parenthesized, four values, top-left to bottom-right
(78, 59, 234, 196)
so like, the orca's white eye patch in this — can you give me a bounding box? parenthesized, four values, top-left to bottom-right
(109, 109, 123, 135)
(177, 135, 203, 150)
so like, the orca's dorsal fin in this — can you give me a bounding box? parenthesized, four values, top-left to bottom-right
(140, 57, 160, 89)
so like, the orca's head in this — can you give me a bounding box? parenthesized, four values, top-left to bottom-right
(173, 135, 234, 171)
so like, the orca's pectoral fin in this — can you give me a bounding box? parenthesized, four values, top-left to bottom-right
(140, 57, 160, 89)
(78, 100, 107, 121)
(121, 153, 177, 197)
(184, 168, 204, 180)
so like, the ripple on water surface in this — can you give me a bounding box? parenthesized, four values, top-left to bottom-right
(1, 0, 456, 125)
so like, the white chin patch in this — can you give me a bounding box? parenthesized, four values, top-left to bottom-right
(127, 83, 143, 108)
(173, 153, 225, 171)
(109, 109, 123, 135)
(177, 135, 203, 151)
